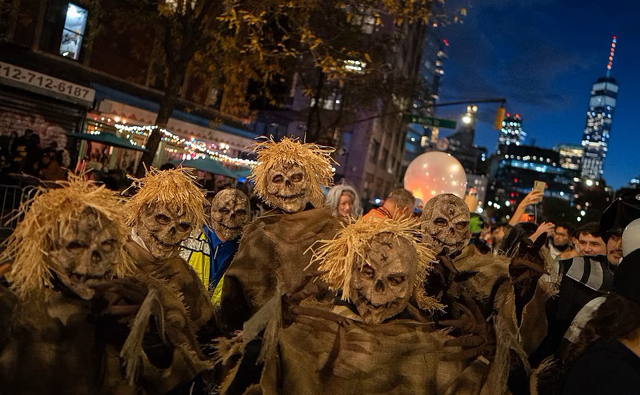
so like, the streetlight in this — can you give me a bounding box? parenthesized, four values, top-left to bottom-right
(462, 115, 472, 124)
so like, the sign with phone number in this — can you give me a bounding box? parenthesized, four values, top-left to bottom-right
(0, 61, 95, 106)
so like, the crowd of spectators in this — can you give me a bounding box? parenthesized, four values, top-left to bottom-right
(0, 129, 70, 184)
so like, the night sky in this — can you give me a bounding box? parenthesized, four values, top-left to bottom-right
(435, 0, 640, 189)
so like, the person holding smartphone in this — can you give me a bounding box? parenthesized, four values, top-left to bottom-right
(509, 189, 544, 227)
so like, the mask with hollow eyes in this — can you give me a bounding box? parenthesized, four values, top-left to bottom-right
(265, 162, 310, 213)
(350, 233, 418, 324)
(136, 203, 193, 260)
(48, 207, 120, 300)
(420, 194, 470, 256)
(211, 189, 250, 241)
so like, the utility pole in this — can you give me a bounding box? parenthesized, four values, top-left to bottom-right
(342, 98, 507, 127)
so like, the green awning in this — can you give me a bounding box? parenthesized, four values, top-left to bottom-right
(66, 132, 147, 152)
(171, 158, 237, 178)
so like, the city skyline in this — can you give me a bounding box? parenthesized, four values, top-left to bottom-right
(436, 0, 640, 189)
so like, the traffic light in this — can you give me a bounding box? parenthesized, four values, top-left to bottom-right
(494, 105, 506, 130)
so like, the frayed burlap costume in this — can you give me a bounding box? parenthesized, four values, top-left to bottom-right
(311, 217, 444, 315)
(250, 136, 335, 211)
(3, 175, 132, 297)
(420, 195, 557, 393)
(125, 167, 214, 328)
(0, 178, 210, 394)
(215, 218, 498, 395)
(218, 138, 341, 332)
(437, 245, 556, 393)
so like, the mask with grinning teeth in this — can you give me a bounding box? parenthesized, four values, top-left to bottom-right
(350, 233, 418, 324)
(420, 194, 471, 257)
(210, 189, 250, 241)
(311, 217, 441, 325)
(0, 176, 132, 300)
(48, 207, 120, 300)
(265, 162, 309, 213)
(125, 167, 207, 260)
(136, 203, 193, 260)
(250, 137, 335, 213)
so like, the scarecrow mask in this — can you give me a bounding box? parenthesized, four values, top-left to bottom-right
(350, 233, 418, 324)
(266, 162, 309, 213)
(420, 194, 470, 256)
(211, 189, 250, 241)
(136, 203, 193, 260)
(48, 207, 119, 300)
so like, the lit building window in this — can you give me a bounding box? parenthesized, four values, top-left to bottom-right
(343, 59, 367, 74)
(59, 4, 88, 60)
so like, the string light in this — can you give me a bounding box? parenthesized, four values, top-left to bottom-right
(114, 124, 257, 167)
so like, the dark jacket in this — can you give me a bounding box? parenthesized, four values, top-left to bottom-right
(531, 255, 615, 366)
(563, 341, 640, 395)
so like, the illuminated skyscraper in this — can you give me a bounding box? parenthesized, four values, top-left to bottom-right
(580, 37, 619, 180)
(497, 113, 526, 153)
(555, 144, 584, 170)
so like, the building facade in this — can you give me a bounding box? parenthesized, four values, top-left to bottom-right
(486, 145, 575, 212)
(497, 113, 526, 152)
(402, 0, 448, 176)
(0, 0, 265, 176)
(555, 143, 584, 179)
(279, 15, 431, 202)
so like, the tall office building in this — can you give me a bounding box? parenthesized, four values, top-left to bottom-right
(497, 113, 526, 152)
(580, 36, 619, 180)
(403, 0, 447, 167)
(555, 143, 584, 178)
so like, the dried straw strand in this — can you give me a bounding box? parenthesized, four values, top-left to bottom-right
(309, 217, 443, 311)
(124, 166, 207, 230)
(250, 136, 336, 208)
(1, 175, 132, 297)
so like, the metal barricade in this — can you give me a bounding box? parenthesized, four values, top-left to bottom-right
(0, 184, 40, 232)
(0, 185, 25, 231)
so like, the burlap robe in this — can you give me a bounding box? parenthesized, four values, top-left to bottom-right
(265, 318, 495, 395)
(216, 300, 499, 395)
(0, 283, 210, 395)
(219, 207, 341, 331)
(447, 245, 557, 393)
(126, 238, 214, 329)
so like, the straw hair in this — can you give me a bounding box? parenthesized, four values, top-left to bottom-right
(2, 175, 133, 297)
(310, 217, 443, 311)
(125, 167, 207, 230)
(250, 136, 336, 209)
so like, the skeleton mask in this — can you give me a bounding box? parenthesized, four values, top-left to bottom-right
(48, 207, 120, 300)
(420, 194, 470, 256)
(211, 189, 250, 241)
(136, 203, 193, 260)
(350, 233, 418, 324)
(266, 162, 310, 213)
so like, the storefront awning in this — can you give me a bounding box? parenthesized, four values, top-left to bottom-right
(171, 158, 238, 178)
(66, 132, 147, 152)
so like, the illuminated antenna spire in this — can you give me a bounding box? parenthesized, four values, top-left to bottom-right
(606, 36, 617, 77)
